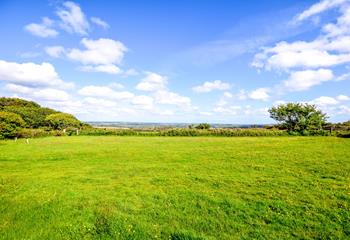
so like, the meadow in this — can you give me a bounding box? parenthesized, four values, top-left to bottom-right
(0, 136, 349, 239)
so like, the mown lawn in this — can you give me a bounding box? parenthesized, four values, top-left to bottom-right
(0, 136, 349, 239)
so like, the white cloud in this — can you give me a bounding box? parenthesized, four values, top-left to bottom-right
(0, 60, 73, 89)
(83, 97, 117, 107)
(91, 17, 109, 29)
(135, 72, 193, 110)
(213, 105, 241, 115)
(252, 39, 350, 70)
(192, 80, 231, 93)
(5, 83, 71, 102)
(67, 38, 127, 65)
(294, 0, 347, 22)
(154, 90, 192, 109)
(338, 105, 350, 114)
(123, 68, 139, 77)
(273, 100, 287, 106)
(45, 46, 65, 58)
(56, 1, 90, 35)
(136, 72, 168, 91)
(79, 64, 122, 74)
(337, 94, 350, 100)
(131, 95, 154, 110)
(252, 1, 350, 94)
(32, 88, 71, 101)
(248, 88, 270, 101)
(283, 69, 334, 91)
(310, 96, 339, 106)
(78, 85, 134, 100)
(24, 17, 58, 38)
(108, 82, 124, 90)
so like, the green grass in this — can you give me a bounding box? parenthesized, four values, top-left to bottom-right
(0, 136, 349, 239)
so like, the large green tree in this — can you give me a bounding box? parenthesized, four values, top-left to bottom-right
(268, 103, 327, 133)
(45, 113, 82, 130)
(0, 97, 57, 128)
(0, 111, 25, 138)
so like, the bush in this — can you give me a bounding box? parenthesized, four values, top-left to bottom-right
(195, 123, 211, 130)
(45, 113, 82, 130)
(0, 111, 25, 139)
(269, 103, 327, 133)
(79, 128, 288, 137)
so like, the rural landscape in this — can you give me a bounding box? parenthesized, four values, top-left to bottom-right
(1, 0, 350, 239)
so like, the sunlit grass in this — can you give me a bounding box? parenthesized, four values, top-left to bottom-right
(0, 136, 349, 239)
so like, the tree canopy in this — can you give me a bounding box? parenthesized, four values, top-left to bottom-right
(45, 113, 83, 130)
(0, 97, 86, 138)
(0, 111, 25, 138)
(269, 103, 327, 133)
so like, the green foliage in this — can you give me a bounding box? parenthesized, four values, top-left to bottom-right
(269, 103, 327, 133)
(0, 97, 57, 128)
(16, 128, 65, 138)
(3, 106, 57, 128)
(0, 97, 40, 108)
(45, 113, 82, 130)
(0, 111, 25, 139)
(0, 136, 349, 239)
(79, 128, 288, 137)
(194, 123, 211, 129)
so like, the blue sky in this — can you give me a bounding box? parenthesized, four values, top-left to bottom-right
(0, 0, 349, 123)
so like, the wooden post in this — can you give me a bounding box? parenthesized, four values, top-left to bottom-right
(26, 138, 29, 144)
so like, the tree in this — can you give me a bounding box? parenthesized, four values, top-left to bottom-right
(45, 113, 82, 130)
(0, 97, 57, 128)
(268, 103, 327, 133)
(195, 123, 211, 130)
(0, 111, 25, 138)
(3, 106, 57, 128)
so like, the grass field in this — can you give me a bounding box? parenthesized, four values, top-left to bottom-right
(0, 136, 349, 239)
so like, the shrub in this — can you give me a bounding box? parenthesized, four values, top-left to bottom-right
(195, 123, 211, 129)
(0, 111, 25, 139)
(45, 113, 82, 130)
(269, 103, 327, 133)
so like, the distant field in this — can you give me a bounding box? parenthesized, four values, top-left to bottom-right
(0, 136, 349, 239)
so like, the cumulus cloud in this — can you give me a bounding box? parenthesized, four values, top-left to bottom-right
(154, 90, 192, 109)
(78, 85, 134, 100)
(135, 72, 193, 110)
(192, 80, 231, 93)
(56, 1, 90, 35)
(310, 96, 340, 106)
(252, 39, 350, 70)
(213, 105, 241, 115)
(67, 38, 127, 65)
(252, 0, 350, 93)
(136, 72, 168, 91)
(310, 94, 349, 106)
(24, 17, 58, 38)
(91, 17, 109, 29)
(337, 94, 350, 100)
(5, 84, 71, 102)
(283, 69, 334, 91)
(45, 46, 65, 58)
(46, 38, 127, 74)
(248, 88, 270, 101)
(83, 97, 117, 107)
(131, 95, 154, 110)
(79, 64, 122, 74)
(0, 60, 73, 89)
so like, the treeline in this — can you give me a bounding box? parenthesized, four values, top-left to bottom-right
(1, 97, 349, 139)
(0, 97, 87, 139)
